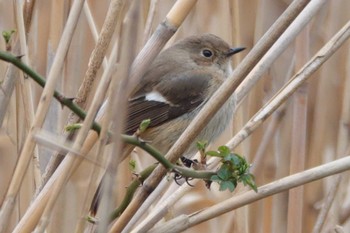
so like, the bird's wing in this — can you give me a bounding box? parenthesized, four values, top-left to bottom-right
(125, 71, 212, 135)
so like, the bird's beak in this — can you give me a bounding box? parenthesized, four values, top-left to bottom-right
(226, 47, 246, 57)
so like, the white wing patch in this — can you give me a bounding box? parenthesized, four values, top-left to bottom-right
(145, 91, 168, 103)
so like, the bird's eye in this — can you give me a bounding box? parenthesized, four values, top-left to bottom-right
(202, 49, 213, 58)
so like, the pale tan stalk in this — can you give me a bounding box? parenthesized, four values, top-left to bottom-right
(286, 24, 310, 233)
(227, 19, 350, 153)
(0, 0, 85, 231)
(235, 0, 327, 103)
(14, 0, 42, 193)
(83, 1, 108, 69)
(113, 1, 309, 231)
(313, 27, 350, 233)
(143, 0, 159, 45)
(124, 179, 171, 233)
(33, 78, 102, 233)
(312, 175, 342, 233)
(0, 0, 35, 125)
(139, 16, 350, 233)
(109, 0, 198, 232)
(149, 153, 350, 233)
(96, 2, 140, 233)
(70, 0, 124, 112)
(41, 0, 124, 185)
(74, 29, 122, 233)
(13, 1, 126, 231)
(12, 130, 99, 233)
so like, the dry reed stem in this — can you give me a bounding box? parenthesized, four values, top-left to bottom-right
(287, 87, 308, 233)
(312, 175, 342, 233)
(22, 0, 35, 33)
(14, 0, 42, 192)
(339, 51, 350, 225)
(83, 2, 108, 69)
(74, 25, 122, 233)
(12, 131, 99, 233)
(130, 180, 186, 233)
(115, 1, 308, 230)
(41, 0, 125, 188)
(286, 24, 310, 233)
(149, 153, 350, 233)
(0, 65, 19, 124)
(96, 2, 139, 233)
(70, 0, 124, 111)
(235, 0, 327, 103)
(312, 37, 350, 231)
(250, 53, 295, 175)
(250, 109, 285, 175)
(113, 1, 310, 231)
(0, 0, 35, 125)
(0, 0, 85, 231)
(124, 179, 171, 233)
(146, 15, 350, 233)
(227, 18, 350, 152)
(136, 111, 283, 233)
(142, 0, 159, 45)
(109, 0, 198, 231)
(335, 225, 345, 233)
(2, 1, 347, 232)
(18, 0, 125, 229)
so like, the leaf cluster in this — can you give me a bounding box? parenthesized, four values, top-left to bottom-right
(207, 146, 257, 192)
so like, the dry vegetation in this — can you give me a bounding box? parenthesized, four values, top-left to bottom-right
(0, 0, 350, 232)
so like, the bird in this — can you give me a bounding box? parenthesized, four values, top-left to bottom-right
(124, 33, 245, 156)
(90, 33, 245, 216)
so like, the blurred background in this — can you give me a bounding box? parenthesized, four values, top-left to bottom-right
(0, 0, 350, 232)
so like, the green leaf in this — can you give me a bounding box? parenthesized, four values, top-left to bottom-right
(210, 175, 221, 181)
(223, 154, 241, 165)
(218, 145, 231, 157)
(208, 145, 257, 193)
(217, 167, 231, 180)
(129, 159, 136, 172)
(65, 123, 82, 132)
(219, 181, 235, 192)
(240, 174, 258, 192)
(139, 119, 151, 133)
(206, 150, 221, 157)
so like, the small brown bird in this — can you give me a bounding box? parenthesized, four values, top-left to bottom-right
(124, 33, 245, 156)
(90, 34, 245, 215)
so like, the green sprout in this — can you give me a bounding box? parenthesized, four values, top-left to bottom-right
(139, 119, 151, 133)
(2, 29, 16, 44)
(207, 146, 257, 192)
